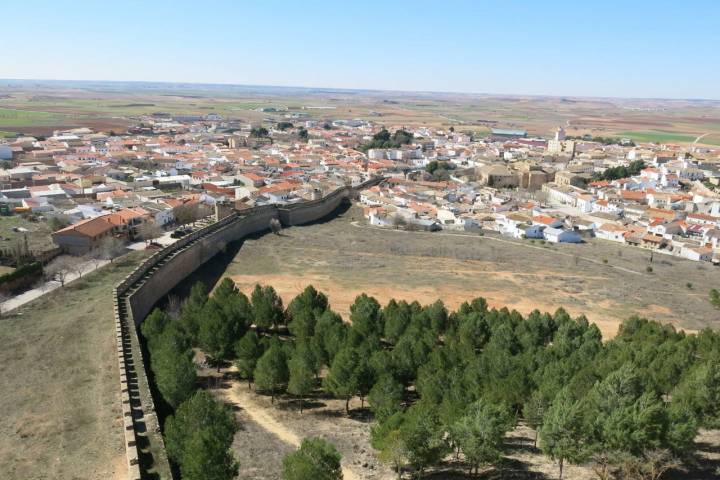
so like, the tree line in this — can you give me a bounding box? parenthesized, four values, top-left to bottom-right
(141, 279, 720, 479)
(566, 135, 635, 147)
(359, 128, 414, 152)
(591, 160, 645, 181)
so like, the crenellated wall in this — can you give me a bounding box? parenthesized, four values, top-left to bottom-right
(114, 177, 383, 479)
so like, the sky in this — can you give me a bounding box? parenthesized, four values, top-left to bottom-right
(2, 0, 719, 99)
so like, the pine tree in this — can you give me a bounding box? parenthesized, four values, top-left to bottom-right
(180, 282, 209, 343)
(524, 390, 547, 447)
(451, 399, 514, 475)
(254, 341, 289, 403)
(368, 374, 404, 420)
(252, 284, 285, 329)
(539, 389, 589, 480)
(282, 437, 342, 480)
(234, 331, 263, 388)
(287, 351, 315, 412)
(164, 391, 238, 479)
(324, 346, 360, 414)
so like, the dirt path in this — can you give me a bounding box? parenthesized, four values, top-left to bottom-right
(218, 368, 363, 480)
(694, 132, 711, 144)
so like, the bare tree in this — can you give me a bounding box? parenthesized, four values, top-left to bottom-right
(269, 218, 282, 235)
(45, 256, 75, 287)
(98, 236, 126, 263)
(83, 249, 105, 271)
(12, 235, 31, 265)
(0, 292, 11, 318)
(166, 295, 183, 319)
(137, 221, 163, 245)
(174, 203, 201, 226)
(70, 259, 87, 279)
(47, 214, 71, 232)
(622, 450, 681, 480)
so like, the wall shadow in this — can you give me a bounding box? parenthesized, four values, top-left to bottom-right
(156, 199, 352, 308)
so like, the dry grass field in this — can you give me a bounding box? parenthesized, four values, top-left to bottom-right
(0, 216, 56, 253)
(205, 205, 720, 479)
(0, 253, 146, 480)
(223, 206, 719, 339)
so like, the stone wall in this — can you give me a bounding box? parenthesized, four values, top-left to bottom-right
(277, 185, 350, 226)
(113, 177, 383, 479)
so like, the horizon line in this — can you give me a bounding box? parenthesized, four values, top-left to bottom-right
(1, 77, 719, 103)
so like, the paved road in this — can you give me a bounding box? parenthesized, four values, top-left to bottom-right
(1, 223, 202, 314)
(1, 258, 110, 314)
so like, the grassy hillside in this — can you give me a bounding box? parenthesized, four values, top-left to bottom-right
(0, 252, 146, 480)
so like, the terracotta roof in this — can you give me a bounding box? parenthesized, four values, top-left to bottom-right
(621, 190, 645, 201)
(532, 215, 559, 225)
(598, 223, 626, 232)
(688, 212, 719, 222)
(53, 215, 115, 238)
(642, 234, 664, 244)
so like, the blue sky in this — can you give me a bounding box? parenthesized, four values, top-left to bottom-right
(2, 0, 719, 99)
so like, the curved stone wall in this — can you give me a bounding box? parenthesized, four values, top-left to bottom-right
(114, 178, 382, 479)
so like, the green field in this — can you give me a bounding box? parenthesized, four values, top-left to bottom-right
(1, 83, 720, 141)
(0, 107, 81, 128)
(619, 130, 697, 144)
(698, 133, 720, 146)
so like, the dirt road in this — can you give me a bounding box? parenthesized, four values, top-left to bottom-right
(218, 367, 364, 480)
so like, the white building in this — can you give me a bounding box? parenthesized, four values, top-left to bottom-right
(544, 227, 582, 243)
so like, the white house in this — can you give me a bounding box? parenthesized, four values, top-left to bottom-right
(680, 246, 713, 262)
(544, 227, 582, 243)
(595, 224, 627, 243)
(437, 208, 463, 230)
(369, 211, 394, 227)
(496, 212, 533, 238)
(524, 224, 545, 239)
(575, 194, 595, 213)
(648, 220, 683, 238)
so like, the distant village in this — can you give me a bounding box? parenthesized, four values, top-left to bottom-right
(1, 113, 719, 264)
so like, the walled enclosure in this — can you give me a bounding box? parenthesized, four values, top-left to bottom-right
(113, 178, 383, 480)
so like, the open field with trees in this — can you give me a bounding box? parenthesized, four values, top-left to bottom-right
(223, 206, 720, 338)
(0, 252, 147, 480)
(0, 215, 55, 252)
(142, 272, 720, 480)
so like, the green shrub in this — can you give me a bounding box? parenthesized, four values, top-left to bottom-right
(0, 261, 42, 285)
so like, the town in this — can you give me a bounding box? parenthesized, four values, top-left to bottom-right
(1, 115, 718, 267)
(3, 2, 720, 480)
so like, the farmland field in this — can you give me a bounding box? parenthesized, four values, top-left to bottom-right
(618, 130, 698, 144)
(1, 80, 720, 142)
(0, 107, 83, 128)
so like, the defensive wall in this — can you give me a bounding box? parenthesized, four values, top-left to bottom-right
(113, 177, 383, 479)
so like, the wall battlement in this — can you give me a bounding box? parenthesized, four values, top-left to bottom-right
(113, 177, 383, 479)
